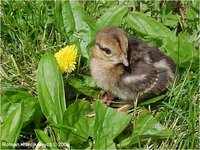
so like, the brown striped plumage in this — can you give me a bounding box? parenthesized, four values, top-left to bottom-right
(90, 27, 176, 102)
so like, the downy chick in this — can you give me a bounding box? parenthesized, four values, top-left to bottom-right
(90, 27, 176, 103)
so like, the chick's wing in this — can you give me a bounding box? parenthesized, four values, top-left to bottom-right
(119, 61, 159, 93)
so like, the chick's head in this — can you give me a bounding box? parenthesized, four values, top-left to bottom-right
(93, 27, 129, 66)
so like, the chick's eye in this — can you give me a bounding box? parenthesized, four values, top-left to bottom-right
(95, 43, 111, 55)
(102, 47, 111, 55)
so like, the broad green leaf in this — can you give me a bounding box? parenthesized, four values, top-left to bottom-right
(161, 3, 180, 28)
(119, 109, 173, 147)
(82, 75, 96, 88)
(162, 36, 199, 70)
(125, 12, 173, 38)
(68, 76, 99, 98)
(1, 90, 37, 127)
(51, 118, 93, 144)
(60, 1, 96, 59)
(60, 1, 75, 35)
(162, 13, 179, 27)
(1, 103, 23, 149)
(63, 1, 96, 31)
(36, 52, 66, 125)
(67, 116, 95, 144)
(93, 102, 132, 149)
(51, 100, 94, 145)
(35, 129, 58, 150)
(96, 4, 128, 29)
(60, 100, 91, 141)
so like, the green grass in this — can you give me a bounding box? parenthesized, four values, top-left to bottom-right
(1, 1, 199, 149)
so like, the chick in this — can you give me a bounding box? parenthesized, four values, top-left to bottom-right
(90, 27, 176, 106)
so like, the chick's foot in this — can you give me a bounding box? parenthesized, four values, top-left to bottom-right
(100, 91, 116, 106)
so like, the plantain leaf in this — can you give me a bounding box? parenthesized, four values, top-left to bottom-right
(162, 36, 199, 70)
(125, 12, 173, 38)
(1, 103, 23, 149)
(36, 52, 66, 125)
(60, 1, 75, 35)
(119, 109, 173, 147)
(35, 129, 58, 150)
(60, 100, 91, 142)
(67, 116, 95, 144)
(1, 90, 37, 127)
(68, 76, 99, 98)
(96, 4, 128, 29)
(93, 102, 132, 149)
(59, 0, 96, 59)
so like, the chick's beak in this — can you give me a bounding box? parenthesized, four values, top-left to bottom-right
(120, 54, 129, 66)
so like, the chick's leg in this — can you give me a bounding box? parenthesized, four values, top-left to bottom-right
(100, 91, 134, 112)
(100, 91, 116, 106)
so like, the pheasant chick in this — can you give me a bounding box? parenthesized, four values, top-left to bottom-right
(90, 27, 176, 103)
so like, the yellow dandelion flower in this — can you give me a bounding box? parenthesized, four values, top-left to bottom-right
(55, 45, 77, 73)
